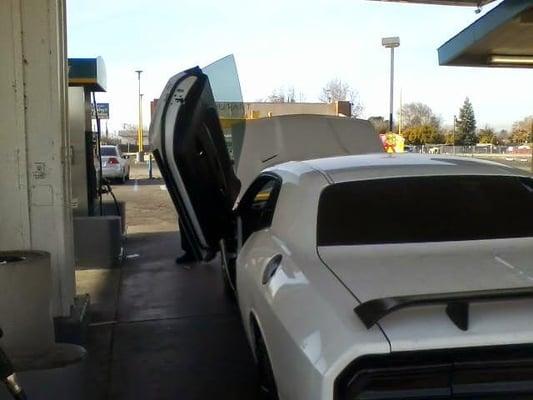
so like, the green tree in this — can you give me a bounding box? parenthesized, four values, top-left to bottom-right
(443, 130, 456, 145)
(509, 116, 533, 144)
(497, 129, 510, 145)
(403, 124, 444, 145)
(477, 126, 497, 144)
(368, 116, 389, 135)
(457, 97, 477, 145)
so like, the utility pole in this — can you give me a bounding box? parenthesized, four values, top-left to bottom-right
(135, 70, 144, 161)
(399, 90, 403, 137)
(530, 119, 533, 174)
(382, 37, 400, 132)
(453, 115, 457, 155)
(140, 93, 144, 151)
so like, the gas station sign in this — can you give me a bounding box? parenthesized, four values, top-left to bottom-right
(91, 103, 109, 119)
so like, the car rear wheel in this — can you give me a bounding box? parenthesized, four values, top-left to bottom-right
(255, 328, 279, 400)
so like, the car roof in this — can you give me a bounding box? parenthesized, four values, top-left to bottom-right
(269, 153, 529, 184)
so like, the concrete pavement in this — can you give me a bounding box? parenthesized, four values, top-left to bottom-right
(79, 173, 259, 399)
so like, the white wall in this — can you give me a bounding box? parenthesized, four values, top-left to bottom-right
(69, 87, 90, 216)
(0, 0, 75, 317)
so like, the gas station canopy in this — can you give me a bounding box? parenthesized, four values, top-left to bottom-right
(371, 0, 495, 5)
(68, 57, 107, 91)
(438, 0, 533, 68)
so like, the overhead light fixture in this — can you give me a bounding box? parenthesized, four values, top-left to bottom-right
(488, 55, 533, 66)
(382, 36, 400, 48)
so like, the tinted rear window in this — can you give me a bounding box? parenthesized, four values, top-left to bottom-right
(101, 147, 117, 156)
(317, 175, 533, 246)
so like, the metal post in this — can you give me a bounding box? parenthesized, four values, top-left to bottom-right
(530, 119, 533, 174)
(140, 93, 144, 152)
(135, 70, 144, 160)
(453, 115, 456, 155)
(399, 90, 403, 137)
(382, 37, 399, 133)
(148, 153, 153, 179)
(389, 47, 395, 132)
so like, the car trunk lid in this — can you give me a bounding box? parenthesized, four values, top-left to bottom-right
(319, 238, 533, 351)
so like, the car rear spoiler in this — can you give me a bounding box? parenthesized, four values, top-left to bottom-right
(354, 286, 533, 331)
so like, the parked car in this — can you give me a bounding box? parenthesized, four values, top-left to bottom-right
(100, 145, 130, 183)
(150, 65, 533, 400)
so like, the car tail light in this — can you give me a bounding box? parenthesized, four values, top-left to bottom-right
(339, 364, 451, 399)
(335, 345, 533, 399)
(107, 157, 119, 165)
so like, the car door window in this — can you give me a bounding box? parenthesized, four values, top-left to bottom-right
(238, 175, 281, 244)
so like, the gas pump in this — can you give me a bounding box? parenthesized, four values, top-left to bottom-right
(67, 57, 107, 216)
(67, 57, 124, 269)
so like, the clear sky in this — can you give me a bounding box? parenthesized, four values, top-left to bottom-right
(67, 0, 532, 133)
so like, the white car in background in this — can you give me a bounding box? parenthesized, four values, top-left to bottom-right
(151, 64, 533, 400)
(101, 145, 130, 183)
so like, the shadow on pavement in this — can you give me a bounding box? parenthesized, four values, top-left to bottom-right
(81, 230, 259, 400)
(112, 177, 165, 187)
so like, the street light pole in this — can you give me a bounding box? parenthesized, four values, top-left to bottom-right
(399, 89, 403, 137)
(389, 47, 395, 131)
(140, 93, 144, 152)
(530, 118, 533, 174)
(135, 70, 144, 160)
(382, 37, 400, 132)
(453, 115, 457, 155)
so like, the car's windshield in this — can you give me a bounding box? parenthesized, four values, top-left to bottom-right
(317, 175, 533, 246)
(101, 147, 117, 156)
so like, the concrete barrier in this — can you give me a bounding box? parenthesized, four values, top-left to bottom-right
(0, 251, 87, 399)
(0, 251, 54, 358)
(74, 216, 123, 268)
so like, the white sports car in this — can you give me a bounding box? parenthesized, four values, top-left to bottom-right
(150, 64, 533, 400)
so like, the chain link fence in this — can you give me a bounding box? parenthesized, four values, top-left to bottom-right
(404, 144, 532, 173)
(406, 144, 531, 156)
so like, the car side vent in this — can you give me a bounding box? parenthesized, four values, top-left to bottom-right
(262, 254, 282, 285)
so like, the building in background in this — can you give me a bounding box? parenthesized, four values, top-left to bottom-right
(219, 100, 351, 120)
(150, 99, 351, 123)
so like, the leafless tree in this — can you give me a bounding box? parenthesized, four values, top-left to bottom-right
(399, 102, 441, 130)
(319, 78, 363, 117)
(265, 86, 297, 103)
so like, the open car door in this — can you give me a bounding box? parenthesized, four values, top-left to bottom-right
(150, 56, 242, 261)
